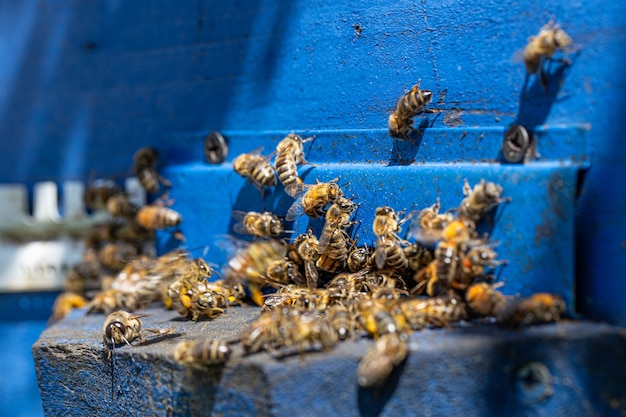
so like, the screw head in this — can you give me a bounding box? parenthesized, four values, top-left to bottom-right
(204, 131, 228, 164)
(502, 125, 530, 163)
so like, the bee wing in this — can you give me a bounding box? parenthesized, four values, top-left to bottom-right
(247, 146, 265, 156)
(305, 262, 319, 290)
(285, 182, 307, 198)
(232, 210, 249, 221)
(375, 238, 388, 269)
(286, 198, 306, 221)
(317, 222, 335, 254)
(233, 221, 250, 236)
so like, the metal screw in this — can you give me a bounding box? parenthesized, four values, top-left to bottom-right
(502, 125, 530, 163)
(204, 131, 228, 164)
(516, 362, 553, 403)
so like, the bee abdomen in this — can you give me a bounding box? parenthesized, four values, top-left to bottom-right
(250, 162, 277, 187)
(275, 151, 301, 188)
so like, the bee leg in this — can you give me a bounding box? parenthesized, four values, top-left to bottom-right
(173, 230, 186, 242)
(158, 174, 172, 188)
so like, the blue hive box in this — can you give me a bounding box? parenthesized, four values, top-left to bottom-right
(0, 0, 625, 416)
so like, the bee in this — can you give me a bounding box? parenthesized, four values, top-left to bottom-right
(173, 339, 232, 367)
(223, 239, 288, 305)
(136, 203, 182, 230)
(176, 280, 226, 321)
(465, 282, 507, 317)
(496, 293, 566, 327)
(424, 241, 459, 296)
(103, 310, 145, 353)
(223, 239, 288, 287)
(106, 194, 140, 219)
(357, 332, 409, 388)
(409, 198, 454, 243)
(98, 242, 139, 271)
(455, 245, 506, 291)
(51, 292, 87, 321)
(232, 210, 285, 238)
(87, 288, 143, 314)
(84, 181, 124, 211)
(356, 299, 408, 338)
(274, 133, 313, 189)
(285, 178, 343, 221)
(347, 245, 374, 272)
(241, 311, 278, 355)
(232, 148, 277, 196)
(373, 206, 406, 269)
(318, 196, 358, 252)
(316, 227, 352, 273)
(403, 242, 433, 272)
(317, 198, 357, 273)
(523, 19, 573, 82)
(327, 304, 356, 340)
(133, 147, 170, 194)
(103, 310, 174, 357)
(457, 179, 508, 224)
(388, 81, 433, 141)
(399, 296, 468, 330)
(293, 230, 320, 289)
(373, 239, 409, 272)
(265, 258, 305, 287)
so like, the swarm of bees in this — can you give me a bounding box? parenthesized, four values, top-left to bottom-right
(49, 18, 575, 391)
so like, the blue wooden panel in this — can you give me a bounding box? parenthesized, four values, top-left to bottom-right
(0, 0, 623, 322)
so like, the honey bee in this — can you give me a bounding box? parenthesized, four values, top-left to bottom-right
(523, 19, 573, 84)
(223, 239, 288, 305)
(84, 181, 125, 211)
(318, 196, 358, 253)
(457, 179, 509, 224)
(176, 280, 226, 321)
(356, 299, 408, 337)
(265, 258, 305, 287)
(89, 251, 193, 313)
(424, 241, 459, 296)
(293, 230, 320, 289)
(388, 81, 433, 141)
(173, 339, 232, 367)
(133, 147, 171, 194)
(403, 242, 433, 272)
(357, 332, 409, 388)
(103, 311, 145, 356)
(373, 206, 406, 269)
(399, 296, 468, 330)
(285, 178, 343, 220)
(223, 238, 288, 287)
(253, 308, 338, 357)
(496, 293, 566, 327)
(327, 304, 356, 340)
(51, 292, 87, 321)
(103, 310, 174, 357)
(455, 245, 506, 291)
(136, 203, 182, 230)
(99, 242, 139, 271)
(409, 198, 454, 243)
(347, 245, 374, 272)
(106, 194, 140, 219)
(315, 197, 358, 273)
(465, 282, 507, 317)
(232, 210, 285, 238)
(373, 239, 409, 272)
(274, 133, 313, 189)
(232, 148, 277, 196)
(87, 288, 142, 314)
